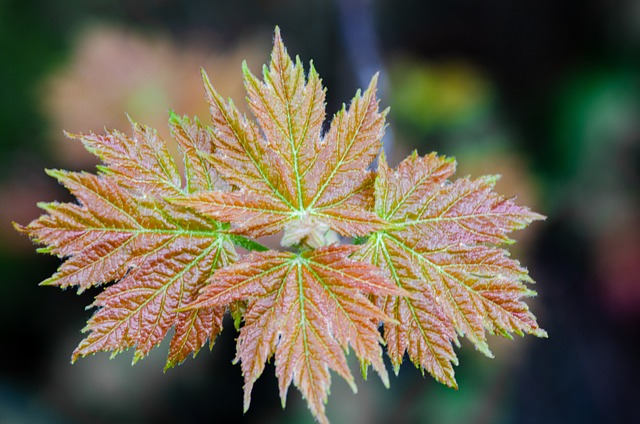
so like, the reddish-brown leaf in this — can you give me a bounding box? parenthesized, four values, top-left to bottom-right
(357, 152, 545, 385)
(176, 28, 385, 247)
(18, 117, 237, 368)
(355, 232, 459, 386)
(187, 245, 400, 424)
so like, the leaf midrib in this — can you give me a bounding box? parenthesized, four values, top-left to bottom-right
(308, 93, 372, 209)
(80, 239, 217, 357)
(376, 236, 453, 381)
(208, 83, 295, 210)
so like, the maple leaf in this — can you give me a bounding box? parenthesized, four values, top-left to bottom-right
(175, 27, 385, 248)
(186, 244, 400, 424)
(17, 115, 240, 368)
(17, 27, 546, 424)
(356, 151, 546, 387)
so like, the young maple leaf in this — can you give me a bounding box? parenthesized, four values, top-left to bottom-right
(16, 115, 238, 368)
(356, 151, 546, 387)
(175, 27, 385, 248)
(186, 245, 400, 424)
(17, 26, 546, 424)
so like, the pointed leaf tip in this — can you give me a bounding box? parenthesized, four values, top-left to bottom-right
(168, 109, 180, 124)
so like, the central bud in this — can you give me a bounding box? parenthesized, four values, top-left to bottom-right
(281, 212, 339, 248)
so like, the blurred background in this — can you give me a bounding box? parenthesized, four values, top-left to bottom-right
(1, 0, 639, 423)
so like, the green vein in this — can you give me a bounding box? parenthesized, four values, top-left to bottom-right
(307, 90, 373, 209)
(377, 237, 455, 382)
(204, 71, 295, 210)
(383, 232, 492, 356)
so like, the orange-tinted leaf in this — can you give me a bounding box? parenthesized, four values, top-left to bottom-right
(176, 28, 385, 247)
(355, 233, 459, 386)
(187, 245, 399, 424)
(18, 117, 237, 368)
(357, 152, 545, 384)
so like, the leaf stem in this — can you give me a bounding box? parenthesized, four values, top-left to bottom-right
(229, 235, 269, 252)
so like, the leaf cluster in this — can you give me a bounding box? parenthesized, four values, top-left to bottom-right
(17, 28, 545, 424)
